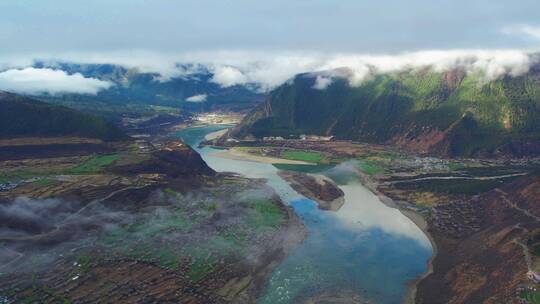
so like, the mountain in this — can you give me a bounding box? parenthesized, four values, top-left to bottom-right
(234, 66, 540, 158)
(33, 62, 264, 112)
(417, 172, 540, 303)
(0, 91, 127, 141)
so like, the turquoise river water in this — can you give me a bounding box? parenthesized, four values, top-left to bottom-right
(176, 125, 432, 304)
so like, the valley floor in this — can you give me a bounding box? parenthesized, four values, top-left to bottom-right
(0, 135, 306, 303)
(3, 117, 540, 303)
(203, 136, 540, 304)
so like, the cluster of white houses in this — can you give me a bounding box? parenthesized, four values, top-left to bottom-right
(262, 135, 334, 142)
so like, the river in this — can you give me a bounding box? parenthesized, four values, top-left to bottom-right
(176, 125, 432, 304)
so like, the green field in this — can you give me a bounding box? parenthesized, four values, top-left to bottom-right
(246, 199, 285, 231)
(521, 290, 540, 304)
(96, 192, 286, 283)
(0, 154, 120, 184)
(281, 151, 325, 163)
(34, 178, 54, 186)
(357, 161, 384, 175)
(67, 154, 121, 174)
(395, 176, 520, 195)
(0, 169, 60, 184)
(187, 254, 217, 282)
(272, 163, 335, 173)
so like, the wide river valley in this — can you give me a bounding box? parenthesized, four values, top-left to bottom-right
(176, 125, 432, 304)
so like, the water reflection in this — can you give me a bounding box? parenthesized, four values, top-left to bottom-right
(334, 183, 431, 248)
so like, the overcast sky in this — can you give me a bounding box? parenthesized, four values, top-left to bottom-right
(1, 0, 540, 94)
(1, 0, 540, 55)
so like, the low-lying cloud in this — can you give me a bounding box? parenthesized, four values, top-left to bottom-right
(0, 49, 538, 92)
(186, 94, 207, 102)
(312, 75, 333, 90)
(210, 66, 248, 87)
(316, 50, 533, 87)
(0, 67, 112, 95)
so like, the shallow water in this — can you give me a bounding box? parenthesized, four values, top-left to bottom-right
(176, 125, 432, 304)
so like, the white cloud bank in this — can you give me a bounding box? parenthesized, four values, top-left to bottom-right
(222, 49, 533, 89)
(186, 94, 207, 102)
(0, 68, 112, 95)
(210, 66, 248, 87)
(117, 49, 536, 89)
(312, 75, 333, 90)
(0, 49, 537, 91)
(313, 49, 533, 87)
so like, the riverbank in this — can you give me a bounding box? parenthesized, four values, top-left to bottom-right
(204, 128, 229, 141)
(213, 147, 314, 165)
(245, 200, 308, 302)
(354, 169, 436, 304)
(209, 142, 436, 304)
(206, 130, 540, 303)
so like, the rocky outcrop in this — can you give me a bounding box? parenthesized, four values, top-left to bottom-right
(278, 170, 345, 211)
(112, 140, 215, 178)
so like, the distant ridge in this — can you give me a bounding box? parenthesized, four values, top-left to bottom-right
(32, 62, 264, 112)
(0, 91, 127, 141)
(234, 65, 540, 158)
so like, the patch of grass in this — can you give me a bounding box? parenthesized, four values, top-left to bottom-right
(208, 235, 244, 255)
(281, 150, 325, 163)
(67, 154, 120, 174)
(396, 176, 519, 195)
(408, 191, 443, 207)
(521, 290, 540, 304)
(448, 162, 467, 171)
(188, 255, 217, 282)
(457, 165, 525, 177)
(273, 163, 335, 173)
(527, 232, 540, 257)
(0, 170, 57, 184)
(235, 146, 258, 152)
(164, 187, 182, 198)
(155, 248, 181, 270)
(220, 178, 241, 185)
(73, 254, 95, 275)
(223, 225, 249, 244)
(34, 178, 54, 186)
(149, 105, 181, 113)
(99, 210, 192, 249)
(531, 244, 540, 257)
(357, 160, 384, 175)
(246, 199, 285, 231)
(95, 191, 287, 283)
(130, 212, 192, 238)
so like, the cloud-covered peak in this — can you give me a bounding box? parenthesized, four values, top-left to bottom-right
(0, 49, 538, 93)
(210, 66, 248, 87)
(0, 68, 112, 95)
(312, 75, 333, 90)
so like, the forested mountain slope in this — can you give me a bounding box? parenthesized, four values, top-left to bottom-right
(235, 65, 540, 157)
(0, 91, 127, 141)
